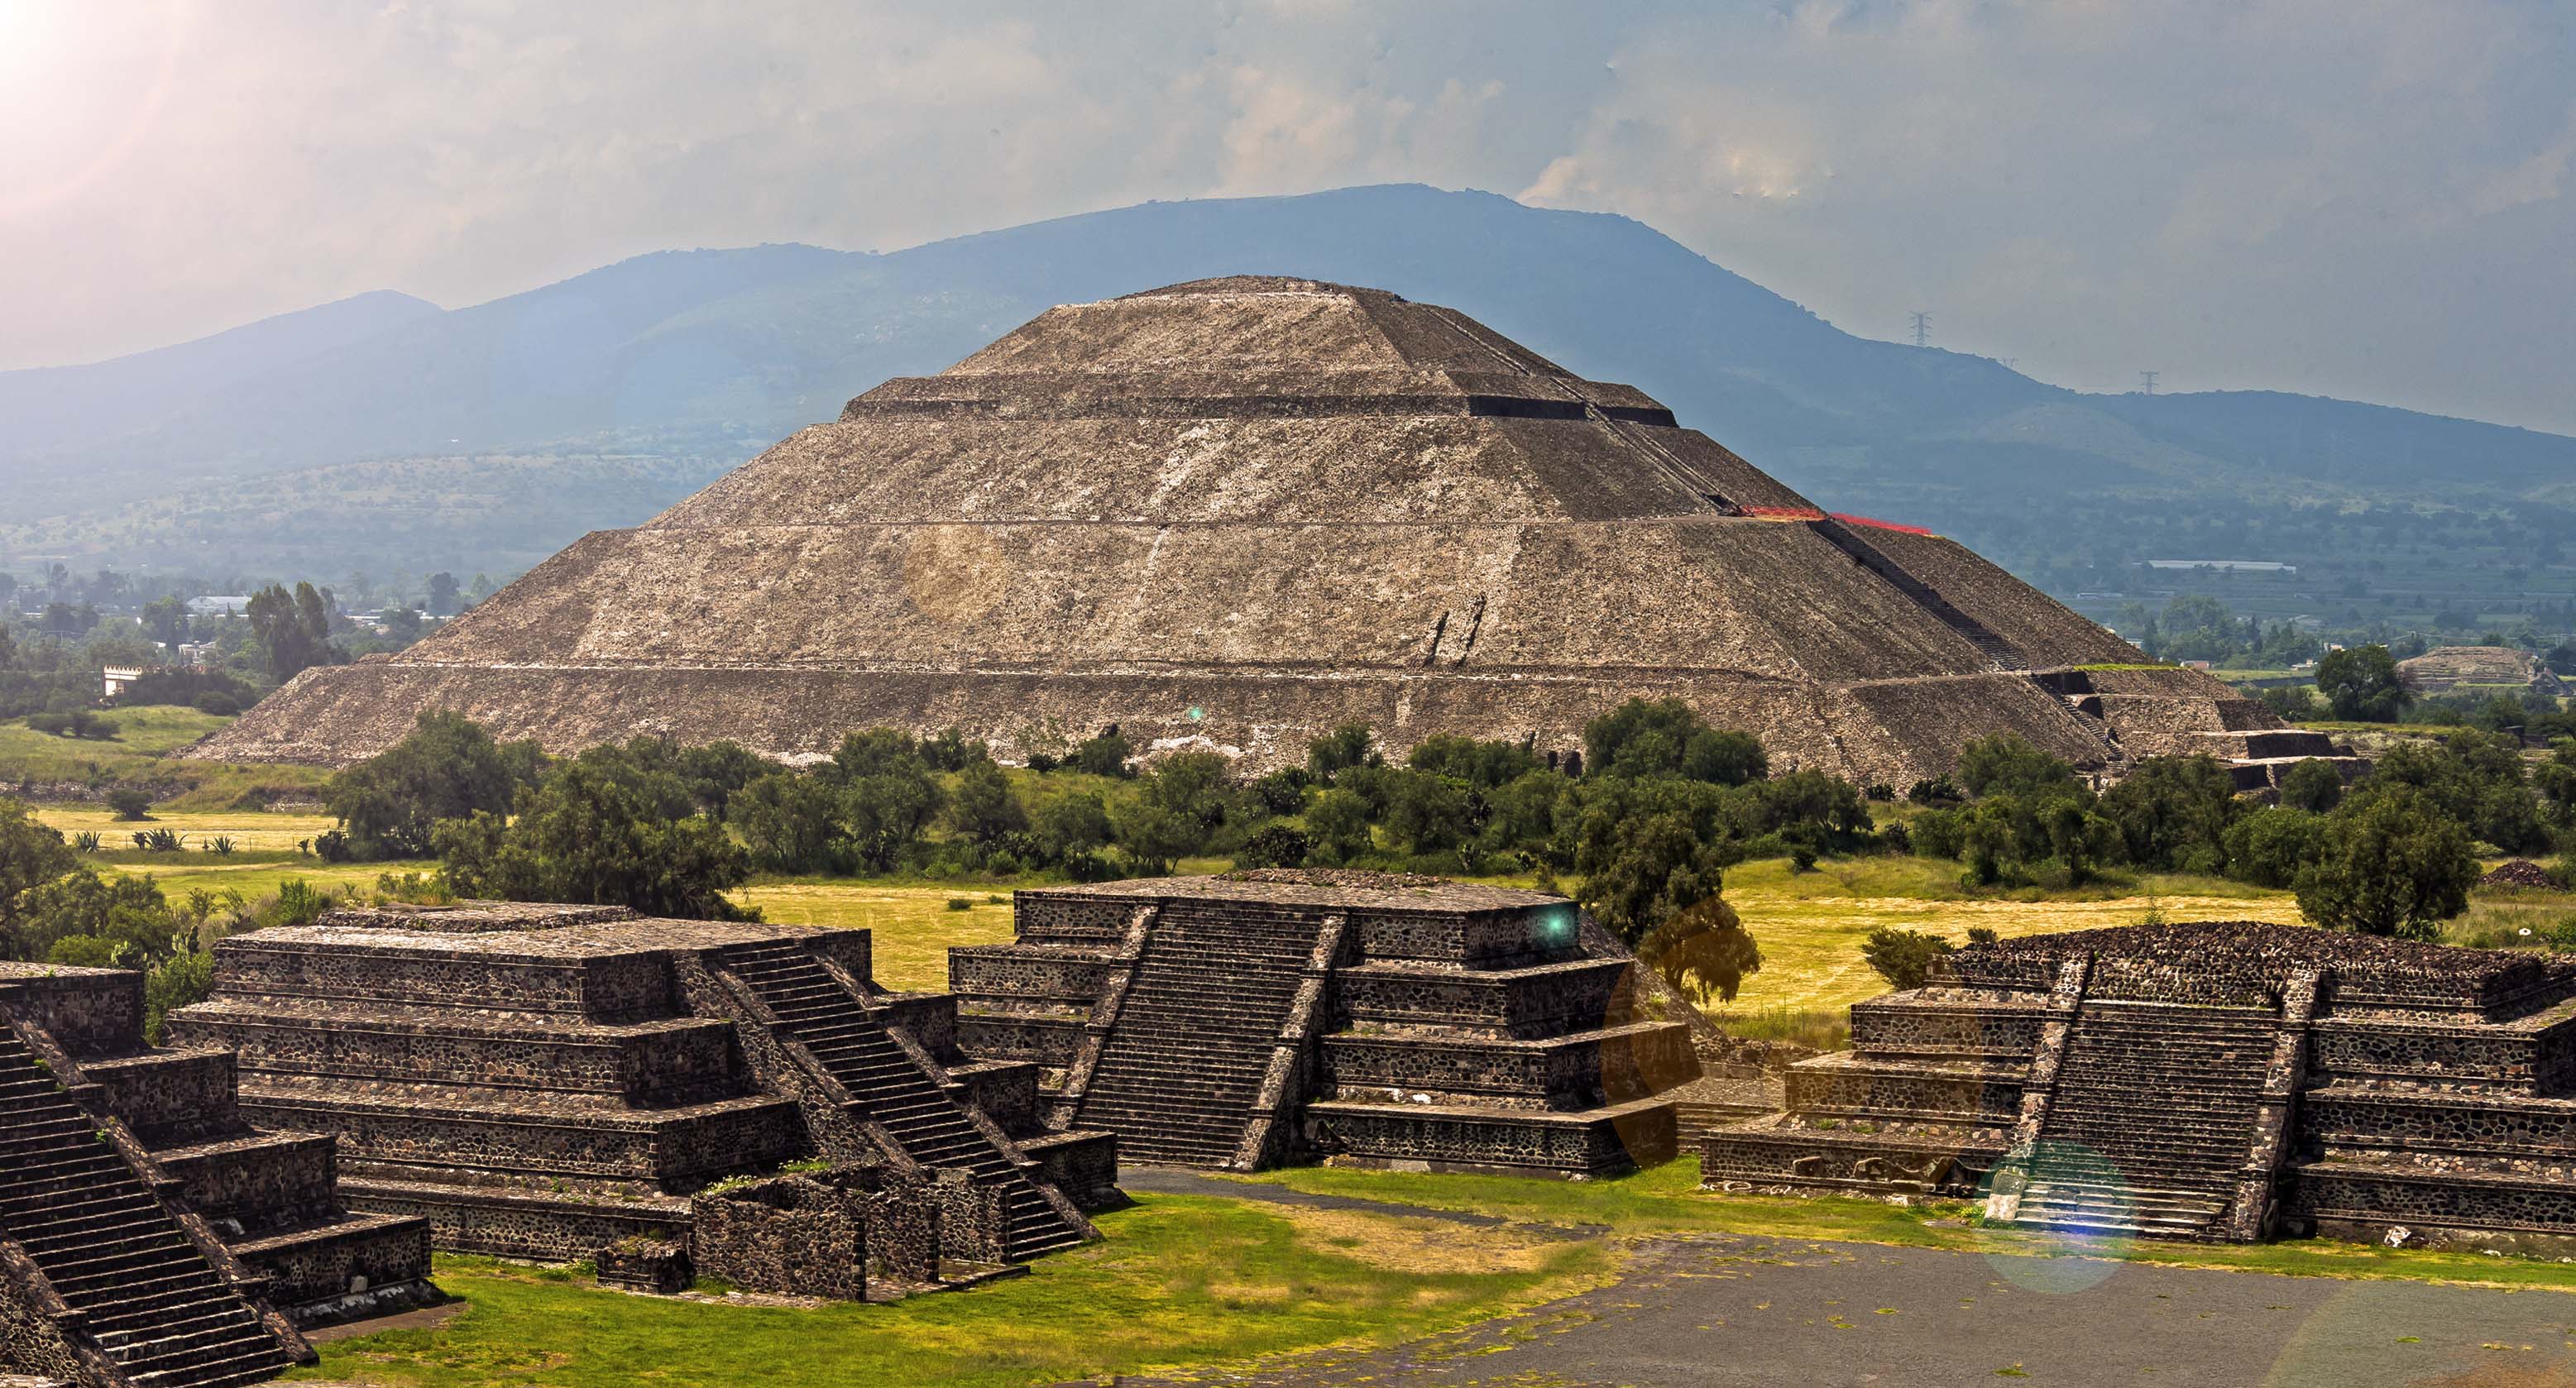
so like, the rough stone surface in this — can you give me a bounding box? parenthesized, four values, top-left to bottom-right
(953, 873, 1698, 1175)
(191, 277, 2267, 786)
(1704, 921, 2576, 1249)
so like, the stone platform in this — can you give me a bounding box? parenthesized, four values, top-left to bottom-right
(169, 902, 1118, 1266)
(1702, 921, 2576, 1248)
(950, 871, 1699, 1176)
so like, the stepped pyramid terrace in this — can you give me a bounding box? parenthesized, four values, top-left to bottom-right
(948, 871, 1702, 1175)
(0, 960, 432, 1388)
(1702, 922, 2576, 1251)
(161, 902, 1118, 1277)
(194, 275, 2280, 786)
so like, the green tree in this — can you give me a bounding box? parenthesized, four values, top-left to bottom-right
(324, 711, 548, 859)
(1954, 734, 2080, 799)
(2292, 789, 2477, 939)
(1637, 896, 1762, 1003)
(12, 869, 180, 964)
(2223, 806, 2329, 888)
(946, 759, 1029, 843)
(244, 581, 342, 683)
(1302, 789, 1374, 865)
(1405, 735, 1539, 790)
(2098, 755, 2240, 872)
(426, 572, 462, 616)
(1860, 926, 1955, 991)
(1582, 698, 1767, 785)
(1032, 792, 1113, 863)
(436, 742, 754, 920)
(2277, 759, 2345, 813)
(1070, 729, 1134, 778)
(726, 772, 842, 873)
(1305, 723, 1381, 783)
(1113, 752, 1233, 871)
(1380, 768, 1471, 855)
(1, 799, 79, 952)
(2316, 644, 2410, 721)
(818, 731, 946, 873)
(1573, 800, 1736, 949)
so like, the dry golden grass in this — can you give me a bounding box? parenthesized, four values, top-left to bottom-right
(731, 882, 1018, 991)
(36, 806, 338, 853)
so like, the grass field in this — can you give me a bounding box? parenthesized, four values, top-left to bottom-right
(35, 806, 339, 852)
(0, 706, 330, 809)
(286, 1161, 2576, 1388)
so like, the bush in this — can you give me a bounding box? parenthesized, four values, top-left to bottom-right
(946, 897, 973, 912)
(1250, 768, 1311, 816)
(323, 711, 548, 860)
(1860, 926, 1955, 992)
(2278, 758, 2344, 813)
(1033, 793, 1113, 864)
(1301, 789, 1374, 865)
(1234, 824, 1310, 869)
(2223, 806, 2328, 888)
(1637, 896, 1762, 1003)
(1070, 730, 1134, 778)
(104, 788, 152, 821)
(1305, 724, 1381, 783)
(438, 742, 755, 921)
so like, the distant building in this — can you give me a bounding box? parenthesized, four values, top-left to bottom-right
(188, 595, 254, 616)
(2145, 560, 2298, 574)
(2396, 646, 2568, 697)
(101, 665, 143, 699)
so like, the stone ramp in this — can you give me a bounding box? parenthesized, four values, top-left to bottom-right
(1072, 902, 1326, 1168)
(0, 1027, 294, 1388)
(713, 940, 1085, 1261)
(2014, 1001, 2276, 1237)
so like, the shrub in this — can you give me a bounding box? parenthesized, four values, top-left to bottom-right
(1637, 896, 1762, 1003)
(1234, 824, 1310, 869)
(1070, 730, 1135, 778)
(1305, 724, 1381, 783)
(2278, 758, 2344, 813)
(1033, 793, 1114, 864)
(104, 788, 152, 821)
(1860, 927, 1955, 991)
(1301, 789, 1374, 865)
(946, 897, 973, 912)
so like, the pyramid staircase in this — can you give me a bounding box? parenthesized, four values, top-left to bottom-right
(2013, 1002, 2276, 1237)
(713, 941, 1084, 1261)
(1811, 519, 2025, 671)
(1073, 904, 1325, 1167)
(0, 1027, 294, 1388)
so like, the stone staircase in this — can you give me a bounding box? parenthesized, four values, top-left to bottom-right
(1075, 904, 1325, 1166)
(714, 941, 1084, 1261)
(2017, 1002, 2277, 1237)
(0, 1030, 292, 1388)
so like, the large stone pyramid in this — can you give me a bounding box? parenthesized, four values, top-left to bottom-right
(198, 276, 2272, 782)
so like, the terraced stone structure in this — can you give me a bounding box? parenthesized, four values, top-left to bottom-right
(195, 275, 2274, 787)
(1702, 922, 2576, 1249)
(0, 961, 432, 1388)
(950, 871, 1697, 1175)
(165, 902, 1117, 1269)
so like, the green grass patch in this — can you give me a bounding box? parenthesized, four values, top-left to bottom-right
(285, 1191, 1611, 1388)
(0, 706, 330, 810)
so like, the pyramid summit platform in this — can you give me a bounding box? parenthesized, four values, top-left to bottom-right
(195, 275, 2273, 783)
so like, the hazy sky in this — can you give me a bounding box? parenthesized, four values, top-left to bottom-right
(7, 1, 2574, 431)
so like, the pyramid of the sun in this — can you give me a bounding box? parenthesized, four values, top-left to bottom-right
(197, 276, 2273, 781)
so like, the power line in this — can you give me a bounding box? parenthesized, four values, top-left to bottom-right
(1908, 312, 1932, 348)
(2138, 370, 2159, 395)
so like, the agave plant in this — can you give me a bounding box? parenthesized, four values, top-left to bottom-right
(132, 827, 185, 853)
(69, 831, 101, 854)
(207, 835, 237, 856)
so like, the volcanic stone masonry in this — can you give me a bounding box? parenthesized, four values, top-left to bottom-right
(194, 275, 2281, 788)
(947, 870, 1701, 1175)
(1702, 922, 2576, 1252)
(0, 960, 432, 1388)
(160, 902, 1119, 1276)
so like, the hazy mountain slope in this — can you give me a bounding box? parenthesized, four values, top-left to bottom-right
(7, 184, 2572, 582)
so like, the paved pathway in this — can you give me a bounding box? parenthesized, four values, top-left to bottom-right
(1132, 1229, 2576, 1388)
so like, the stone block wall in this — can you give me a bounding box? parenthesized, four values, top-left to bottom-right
(0, 968, 139, 1059)
(692, 1176, 869, 1301)
(80, 1049, 237, 1141)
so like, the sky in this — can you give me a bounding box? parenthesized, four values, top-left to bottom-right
(5, 0, 2574, 433)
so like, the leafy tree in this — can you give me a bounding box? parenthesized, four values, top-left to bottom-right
(1302, 789, 1374, 864)
(1582, 698, 1768, 785)
(2293, 788, 2476, 939)
(946, 760, 1029, 843)
(1, 799, 79, 950)
(2278, 759, 2345, 814)
(1955, 734, 2080, 800)
(921, 727, 991, 773)
(2223, 806, 2329, 888)
(1860, 926, 1955, 991)
(1113, 752, 1233, 870)
(1070, 729, 1134, 778)
(816, 730, 945, 872)
(1249, 768, 1311, 816)
(1305, 723, 1381, 783)
(663, 740, 774, 818)
(726, 772, 843, 873)
(1637, 896, 1762, 1004)
(2316, 644, 2409, 721)
(1478, 770, 1568, 859)
(1405, 735, 1539, 790)
(2259, 685, 2320, 721)
(426, 572, 462, 616)
(2360, 732, 2549, 853)
(1234, 824, 1311, 869)
(1032, 792, 1113, 863)
(141, 595, 191, 646)
(245, 582, 342, 682)
(1572, 802, 1736, 949)
(2098, 755, 2240, 872)
(105, 788, 153, 821)
(437, 742, 754, 919)
(1379, 768, 1471, 855)
(324, 711, 548, 860)
(12, 869, 180, 964)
